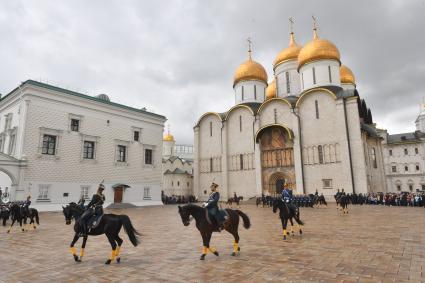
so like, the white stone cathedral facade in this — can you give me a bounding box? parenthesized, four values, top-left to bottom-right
(193, 26, 387, 200)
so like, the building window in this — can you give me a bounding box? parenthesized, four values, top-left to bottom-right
(397, 185, 401, 191)
(371, 148, 377, 168)
(209, 122, 212, 137)
(322, 179, 332, 189)
(404, 148, 408, 155)
(42, 135, 57, 155)
(301, 73, 304, 89)
(422, 185, 425, 190)
(315, 100, 319, 119)
(328, 66, 332, 83)
(285, 71, 290, 93)
(145, 149, 153, 164)
(143, 187, 151, 200)
(210, 158, 213, 172)
(241, 86, 244, 100)
(254, 85, 257, 100)
(134, 131, 140, 142)
(70, 119, 80, 132)
(312, 67, 316, 84)
(409, 185, 413, 191)
(0, 138, 3, 153)
(4, 114, 12, 131)
(391, 166, 397, 173)
(240, 154, 244, 170)
(83, 141, 95, 159)
(37, 184, 50, 200)
(177, 181, 180, 187)
(405, 165, 408, 172)
(172, 181, 174, 187)
(318, 145, 324, 164)
(416, 165, 420, 171)
(415, 148, 419, 154)
(81, 186, 90, 200)
(187, 182, 189, 187)
(389, 149, 392, 156)
(239, 115, 242, 132)
(117, 145, 126, 162)
(274, 109, 277, 123)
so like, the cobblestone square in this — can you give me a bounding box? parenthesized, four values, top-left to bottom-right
(1, 204, 425, 282)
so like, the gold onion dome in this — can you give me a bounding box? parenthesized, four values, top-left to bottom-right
(274, 32, 302, 68)
(340, 65, 356, 85)
(233, 43, 268, 86)
(163, 133, 175, 142)
(265, 79, 277, 100)
(298, 28, 340, 70)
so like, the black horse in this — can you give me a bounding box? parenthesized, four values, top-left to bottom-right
(314, 195, 327, 208)
(337, 195, 349, 214)
(0, 203, 10, 226)
(25, 208, 40, 229)
(272, 198, 304, 240)
(62, 202, 140, 264)
(178, 204, 250, 260)
(7, 203, 25, 233)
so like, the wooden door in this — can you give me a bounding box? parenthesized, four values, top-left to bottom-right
(114, 187, 123, 203)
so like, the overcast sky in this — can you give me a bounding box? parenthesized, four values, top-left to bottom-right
(0, 0, 424, 144)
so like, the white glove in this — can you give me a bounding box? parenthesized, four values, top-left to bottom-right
(202, 202, 208, 207)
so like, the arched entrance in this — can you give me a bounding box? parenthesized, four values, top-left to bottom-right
(256, 125, 295, 196)
(0, 171, 13, 202)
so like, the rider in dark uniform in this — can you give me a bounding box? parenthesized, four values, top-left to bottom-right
(21, 195, 31, 215)
(281, 182, 297, 214)
(79, 183, 105, 236)
(77, 196, 86, 210)
(204, 182, 225, 230)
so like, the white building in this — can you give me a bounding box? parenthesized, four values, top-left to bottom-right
(162, 131, 193, 198)
(194, 25, 387, 200)
(380, 104, 425, 192)
(0, 80, 166, 210)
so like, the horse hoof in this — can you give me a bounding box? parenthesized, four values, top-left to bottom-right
(200, 254, 206, 260)
(105, 259, 112, 265)
(213, 251, 219, 257)
(238, 247, 240, 251)
(299, 230, 303, 235)
(231, 252, 236, 256)
(73, 255, 79, 262)
(283, 236, 286, 240)
(116, 257, 121, 263)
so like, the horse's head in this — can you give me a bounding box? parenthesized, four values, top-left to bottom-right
(178, 205, 191, 226)
(272, 198, 279, 213)
(62, 204, 73, 225)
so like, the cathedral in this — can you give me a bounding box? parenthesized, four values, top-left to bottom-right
(193, 23, 388, 200)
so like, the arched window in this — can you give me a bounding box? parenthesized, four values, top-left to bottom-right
(254, 85, 257, 100)
(285, 71, 290, 93)
(210, 158, 213, 172)
(371, 148, 377, 168)
(312, 67, 316, 84)
(241, 86, 244, 100)
(209, 122, 212, 137)
(328, 66, 332, 83)
(177, 181, 180, 187)
(318, 145, 324, 164)
(315, 100, 319, 119)
(239, 115, 242, 132)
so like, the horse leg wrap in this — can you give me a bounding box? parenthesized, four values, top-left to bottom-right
(70, 247, 77, 256)
(202, 246, 208, 255)
(79, 248, 85, 258)
(7, 226, 11, 233)
(208, 247, 216, 253)
(233, 242, 239, 253)
(283, 229, 287, 236)
(109, 249, 116, 261)
(115, 246, 121, 257)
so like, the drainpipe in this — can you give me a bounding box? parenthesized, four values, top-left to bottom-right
(291, 107, 305, 194)
(343, 98, 356, 194)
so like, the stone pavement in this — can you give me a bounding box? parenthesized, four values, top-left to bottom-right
(1, 204, 425, 282)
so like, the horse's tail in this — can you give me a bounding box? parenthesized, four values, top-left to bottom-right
(34, 210, 40, 225)
(236, 210, 251, 229)
(120, 215, 140, 247)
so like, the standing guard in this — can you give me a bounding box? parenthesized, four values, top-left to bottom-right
(79, 183, 106, 236)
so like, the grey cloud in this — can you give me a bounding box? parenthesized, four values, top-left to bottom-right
(1, 0, 424, 144)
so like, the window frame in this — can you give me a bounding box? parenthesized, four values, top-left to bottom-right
(117, 145, 127, 162)
(37, 184, 50, 201)
(83, 141, 95, 159)
(145, 148, 153, 165)
(315, 100, 319, 119)
(42, 134, 57, 155)
(70, 119, 80, 132)
(322, 179, 332, 189)
(143, 187, 151, 200)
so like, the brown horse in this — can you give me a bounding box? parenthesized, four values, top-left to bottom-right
(178, 204, 250, 260)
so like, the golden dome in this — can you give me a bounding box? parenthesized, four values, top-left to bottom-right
(298, 29, 340, 70)
(265, 79, 276, 100)
(163, 133, 175, 142)
(340, 65, 356, 85)
(273, 33, 302, 68)
(233, 49, 268, 86)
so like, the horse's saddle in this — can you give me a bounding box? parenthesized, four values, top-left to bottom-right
(205, 208, 229, 228)
(88, 214, 104, 230)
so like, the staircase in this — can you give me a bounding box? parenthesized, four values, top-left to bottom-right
(106, 203, 136, 209)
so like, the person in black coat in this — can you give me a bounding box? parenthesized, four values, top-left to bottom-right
(79, 183, 105, 236)
(203, 182, 225, 230)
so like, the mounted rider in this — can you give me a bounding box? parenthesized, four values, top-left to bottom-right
(203, 182, 226, 231)
(79, 182, 106, 236)
(281, 181, 297, 214)
(21, 195, 31, 215)
(77, 195, 86, 210)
